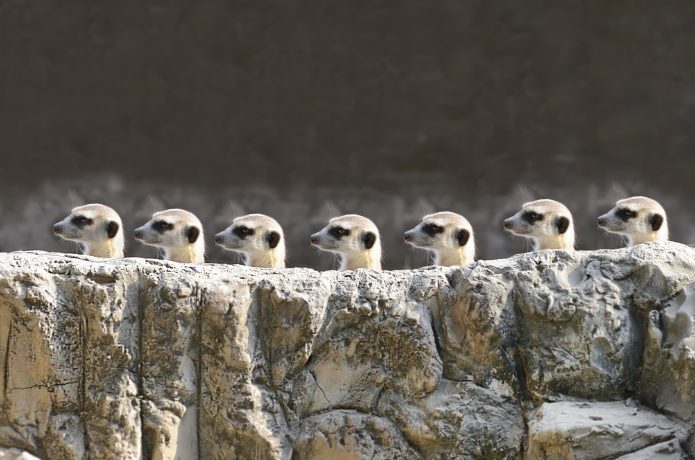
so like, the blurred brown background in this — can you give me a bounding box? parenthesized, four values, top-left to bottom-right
(1, 1, 694, 269)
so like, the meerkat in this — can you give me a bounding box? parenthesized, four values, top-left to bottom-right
(404, 211, 475, 266)
(214, 214, 286, 268)
(503, 199, 575, 250)
(53, 203, 124, 258)
(134, 209, 205, 263)
(310, 214, 381, 270)
(597, 196, 668, 246)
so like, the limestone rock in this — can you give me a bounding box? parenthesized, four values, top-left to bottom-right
(615, 439, 687, 460)
(0, 242, 694, 458)
(0, 448, 41, 460)
(639, 282, 695, 425)
(527, 400, 688, 459)
(377, 379, 524, 458)
(292, 411, 420, 459)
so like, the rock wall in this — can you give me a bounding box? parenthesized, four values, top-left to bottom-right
(0, 243, 694, 459)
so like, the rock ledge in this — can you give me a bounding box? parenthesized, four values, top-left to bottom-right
(0, 244, 694, 459)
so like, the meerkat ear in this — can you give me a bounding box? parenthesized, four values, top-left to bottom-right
(650, 214, 664, 231)
(186, 226, 200, 244)
(456, 229, 470, 246)
(266, 231, 281, 249)
(106, 221, 120, 239)
(556, 216, 570, 234)
(362, 231, 377, 249)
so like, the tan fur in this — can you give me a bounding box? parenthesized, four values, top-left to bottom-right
(215, 214, 286, 268)
(310, 214, 382, 270)
(503, 199, 575, 250)
(404, 211, 475, 266)
(53, 204, 124, 258)
(134, 209, 205, 263)
(597, 196, 668, 246)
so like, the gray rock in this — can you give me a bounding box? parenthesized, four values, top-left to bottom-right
(527, 400, 687, 459)
(293, 411, 420, 459)
(615, 439, 687, 460)
(0, 448, 41, 460)
(0, 242, 694, 458)
(377, 379, 524, 459)
(639, 282, 695, 423)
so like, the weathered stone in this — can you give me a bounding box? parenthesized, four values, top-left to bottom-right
(639, 282, 695, 427)
(0, 447, 41, 460)
(513, 250, 645, 401)
(430, 264, 517, 391)
(0, 242, 694, 458)
(139, 269, 197, 460)
(293, 411, 420, 459)
(615, 439, 687, 460)
(527, 400, 688, 459)
(198, 278, 287, 459)
(378, 379, 524, 459)
(290, 270, 442, 418)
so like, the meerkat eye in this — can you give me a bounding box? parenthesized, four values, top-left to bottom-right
(153, 220, 174, 233)
(328, 226, 350, 239)
(422, 223, 444, 236)
(232, 225, 255, 239)
(522, 211, 543, 223)
(71, 215, 93, 227)
(615, 208, 637, 221)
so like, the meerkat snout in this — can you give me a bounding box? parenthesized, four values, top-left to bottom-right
(134, 208, 205, 263)
(53, 204, 124, 258)
(597, 196, 668, 246)
(404, 211, 475, 267)
(503, 199, 575, 251)
(214, 214, 286, 268)
(310, 214, 382, 271)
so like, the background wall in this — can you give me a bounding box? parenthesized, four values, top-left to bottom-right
(1, 1, 694, 269)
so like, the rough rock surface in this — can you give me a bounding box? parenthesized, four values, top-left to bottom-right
(0, 242, 694, 459)
(527, 400, 688, 459)
(0, 448, 40, 460)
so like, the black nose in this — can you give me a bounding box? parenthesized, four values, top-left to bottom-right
(597, 217, 606, 226)
(52, 224, 62, 234)
(214, 234, 223, 243)
(404, 233, 413, 242)
(310, 235, 320, 245)
(503, 220, 513, 229)
(134, 229, 143, 239)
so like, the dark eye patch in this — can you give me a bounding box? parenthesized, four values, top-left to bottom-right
(522, 211, 544, 223)
(328, 226, 350, 239)
(232, 225, 255, 239)
(71, 215, 93, 228)
(615, 208, 637, 222)
(153, 220, 174, 233)
(422, 223, 444, 237)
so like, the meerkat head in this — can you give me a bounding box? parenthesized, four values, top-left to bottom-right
(597, 196, 668, 246)
(404, 211, 475, 267)
(503, 199, 575, 251)
(310, 214, 382, 271)
(53, 204, 124, 258)
(214, 214, 286, 268)
(134, 209, 205, 263)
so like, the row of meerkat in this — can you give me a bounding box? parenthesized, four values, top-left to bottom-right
(503, 196, 668, 250)
(52, 196, 669, 269)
